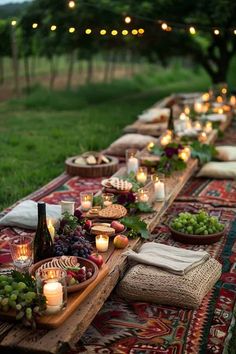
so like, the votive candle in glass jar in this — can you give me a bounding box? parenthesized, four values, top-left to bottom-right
(36, 267, 67, 315)
(96, 235, 109, 252)
(102, 193, 114, 207)
(137, 188, 149, 203)
(8, 235, 33, 272)
(151, 174, 165, 201)
(136, 166, 148, 185)
(126, 148, 139, 174)
(80, 192, 93, 212)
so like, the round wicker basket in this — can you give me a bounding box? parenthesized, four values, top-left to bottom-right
(65, 152, 119, 178)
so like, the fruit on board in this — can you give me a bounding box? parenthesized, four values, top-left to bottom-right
(170, 210, 225, 235)
(84, 219, 92, 232)
(111, 221, 125, 233)
(113, 234, 129, 249)
(88, 253, 104, 268)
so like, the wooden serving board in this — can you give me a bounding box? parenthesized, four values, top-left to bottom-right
(0, 264, 109, 329)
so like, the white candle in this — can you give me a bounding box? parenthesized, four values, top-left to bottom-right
(96, 235, 109, 252)
(43, 281, 63, 314)
(194, 102, 203, 114)
(136, 172, 147, 184)
(154, 181, 165, 201)
(127, 156, 139, 174)
(81, 200, 92, 211)
(139, 194, 149, 202)
(204, 122, 213, 134)
(103, 200, 112, 207)
(61, 201, 75, 215)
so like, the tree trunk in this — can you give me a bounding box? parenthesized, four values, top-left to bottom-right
(109, 51, 116, 81)
(24, 56, 31, 92)
(31, 55, 36, 80)
(0, 57, 4, 84)
(103, 54, 111, 83)
(49, 56, 57, 90)
(11, 26, 20, 95)
(86, 57, 93, 84)
(66, 50, 76, 90)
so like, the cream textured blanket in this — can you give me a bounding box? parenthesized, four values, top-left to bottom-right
(123, 242, 210, 275)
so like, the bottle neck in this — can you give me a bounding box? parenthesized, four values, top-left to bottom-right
(37, 203, 48, 227)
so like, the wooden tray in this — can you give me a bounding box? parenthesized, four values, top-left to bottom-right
(65, 154, 119, 178)
(0, 264, 109, 329)
(169, 225, 225, 245)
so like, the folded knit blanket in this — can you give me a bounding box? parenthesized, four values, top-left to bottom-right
(123, 242, 210, 275)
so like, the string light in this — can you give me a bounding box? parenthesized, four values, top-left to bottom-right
(122, 29, 128, 36)
(166, 26, 172, 32)
(189, 26, 196, 35)
(132, 29, 138, 35)
(69, 27, 75, 33)
(111, 30, 118, 36)
(11, 20, 17, 26)
(214, 29, 220, 35)
(50, 25, 57, 31)
(100, 29, 106, 35)
(85, 28, 92, 34)
(125, 16, 131, 24)
(138, 28, 144, 34)
(32, 23, 38, 29)
(68, 1, 75, 8)
(161, 22, 168, 30)
(234, 29, 236, 35)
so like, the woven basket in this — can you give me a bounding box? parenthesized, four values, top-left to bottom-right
(117, 258, 222, 309)
(65, 152, 119, 178)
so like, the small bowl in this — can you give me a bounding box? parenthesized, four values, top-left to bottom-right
(30, 257, 99, 293)
(168, 224, 225, 245)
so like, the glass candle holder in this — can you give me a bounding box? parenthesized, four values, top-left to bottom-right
(96, 235, 109, 252)
(36, 267, 67, 315)
(194, 121, 202, 132)
(61, 200, 75, 215)
(80, 192, 93, 212)
(160, 130, 173, 146)
(204, 121, 213, 134)
(151, 174, 165, 201)
(178, 146, 191, 162)
(8, 236, 33, 271)
(137, 188, 150, 203)
(198, 131, 207, 143)
(136, 166, 148, 185)
(126, 148, 139, 174)
(102, 193, 114, 207)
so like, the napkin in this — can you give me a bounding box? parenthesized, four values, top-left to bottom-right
(138, 108, 170, 123)
(201, 113, 226, 122)
(123, 242, 210, 275)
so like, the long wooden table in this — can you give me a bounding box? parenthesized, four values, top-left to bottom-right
(0, 103, 233, 354)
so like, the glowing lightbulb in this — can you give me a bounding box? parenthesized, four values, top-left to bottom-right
(122, 29, 128, 36)
(189, 26, 196, 35)
(68, 1, 75, 8)
(234, 29, 236, 35)
(32, 23, 38, 29)
(100, 29, 106, 35)
(132, 29, 138, 35)
(125, 16, 131, 24)
(222, 87, 227, 94)
(111, 30, 118, 36)
(138, 28, 144, 34)
(161, 23, 168, 30)
(51, 25, 57, 31)
(85, 28, 92, 34)
(11, 20, 17, 26)
(214, 29, 220, 35)
(69, 27, 75, 33)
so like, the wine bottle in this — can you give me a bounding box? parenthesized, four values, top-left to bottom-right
(34, 202, 53, 263)
(167, 106, 174, 132)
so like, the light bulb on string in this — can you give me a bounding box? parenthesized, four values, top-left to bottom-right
(100, 29, 106, 35)
(32, 23, 38, 29)
(69, 27, 75, 33)
(51, 25, 57, 31)
(161, 22, 168, 30)
(132, 29, 138, 35)
(138, 28, 144, 34)
(68, 1, 75, 8)
(125, 16, 131, 24)
(122, 29, 128, 36)
(111, 30, 118, 36)
(11, 20, 17, 26)
(234, 29, 236, 35)
(85, 28, 92, 34)
(214, 29, 220, 35)
(189, 26, 196, 35)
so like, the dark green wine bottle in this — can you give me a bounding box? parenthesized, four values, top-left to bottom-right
(167, 106, 174, 131)
(33, 202, 53, 263)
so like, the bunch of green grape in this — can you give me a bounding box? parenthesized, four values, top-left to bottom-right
(0, 271, 46, 327)
(171, 210, 225, 235)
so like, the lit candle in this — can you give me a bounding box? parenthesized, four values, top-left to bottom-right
(43, 281, 63, 314)
(47, 219, 55, 240)
(198, 132, 207, 143)
(96, 235, 109, 252)
(136, 167, 148, 185)
(179, 112, 189, 130)
(194, 101, 203, 114)
(230, 95, 236, 107)
(202, 93, 210, 102)
(147, 141, 155, 151)
(80, 192, 93, 212)
(61, 201, 75, 215)
(178, 147, 191, 162)
(151, 175, 165, 201)
(216, 96, 223, 103)
(137, 188, 149, 203)
(127, 156, 139, 174)
(184, 106, 190, 115)
(102, 193, 114, 207)
(81, 199, 92, 211)
(204, 122, 213, 134)
(160, 130, 172, 146)
(194, 121, 202, 131)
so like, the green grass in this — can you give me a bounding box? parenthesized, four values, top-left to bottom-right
(0, 62, 223, 210)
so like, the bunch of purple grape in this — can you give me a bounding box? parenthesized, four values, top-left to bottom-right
(53, 233, 93, 258)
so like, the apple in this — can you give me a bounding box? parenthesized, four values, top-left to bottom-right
(113, 234, 129, 249)
(84, 219, 92, 232)
(111, 221, 125, 233)
(88, 253, 104, 268)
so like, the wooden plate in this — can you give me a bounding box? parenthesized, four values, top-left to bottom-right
(169, 224, 225, 245)
(30, 257, 99, 293)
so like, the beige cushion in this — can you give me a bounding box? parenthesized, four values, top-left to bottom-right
(117, 258, 221, 309)
(198, 162, 236, 179)
(138, 108, 170, 123)
(216, 146, 236, 161)
(105, 134, 157, 156)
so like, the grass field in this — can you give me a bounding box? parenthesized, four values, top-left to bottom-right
(0, 60, 235, 210)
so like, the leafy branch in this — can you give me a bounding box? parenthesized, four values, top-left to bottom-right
(120, 216, 149, 239)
